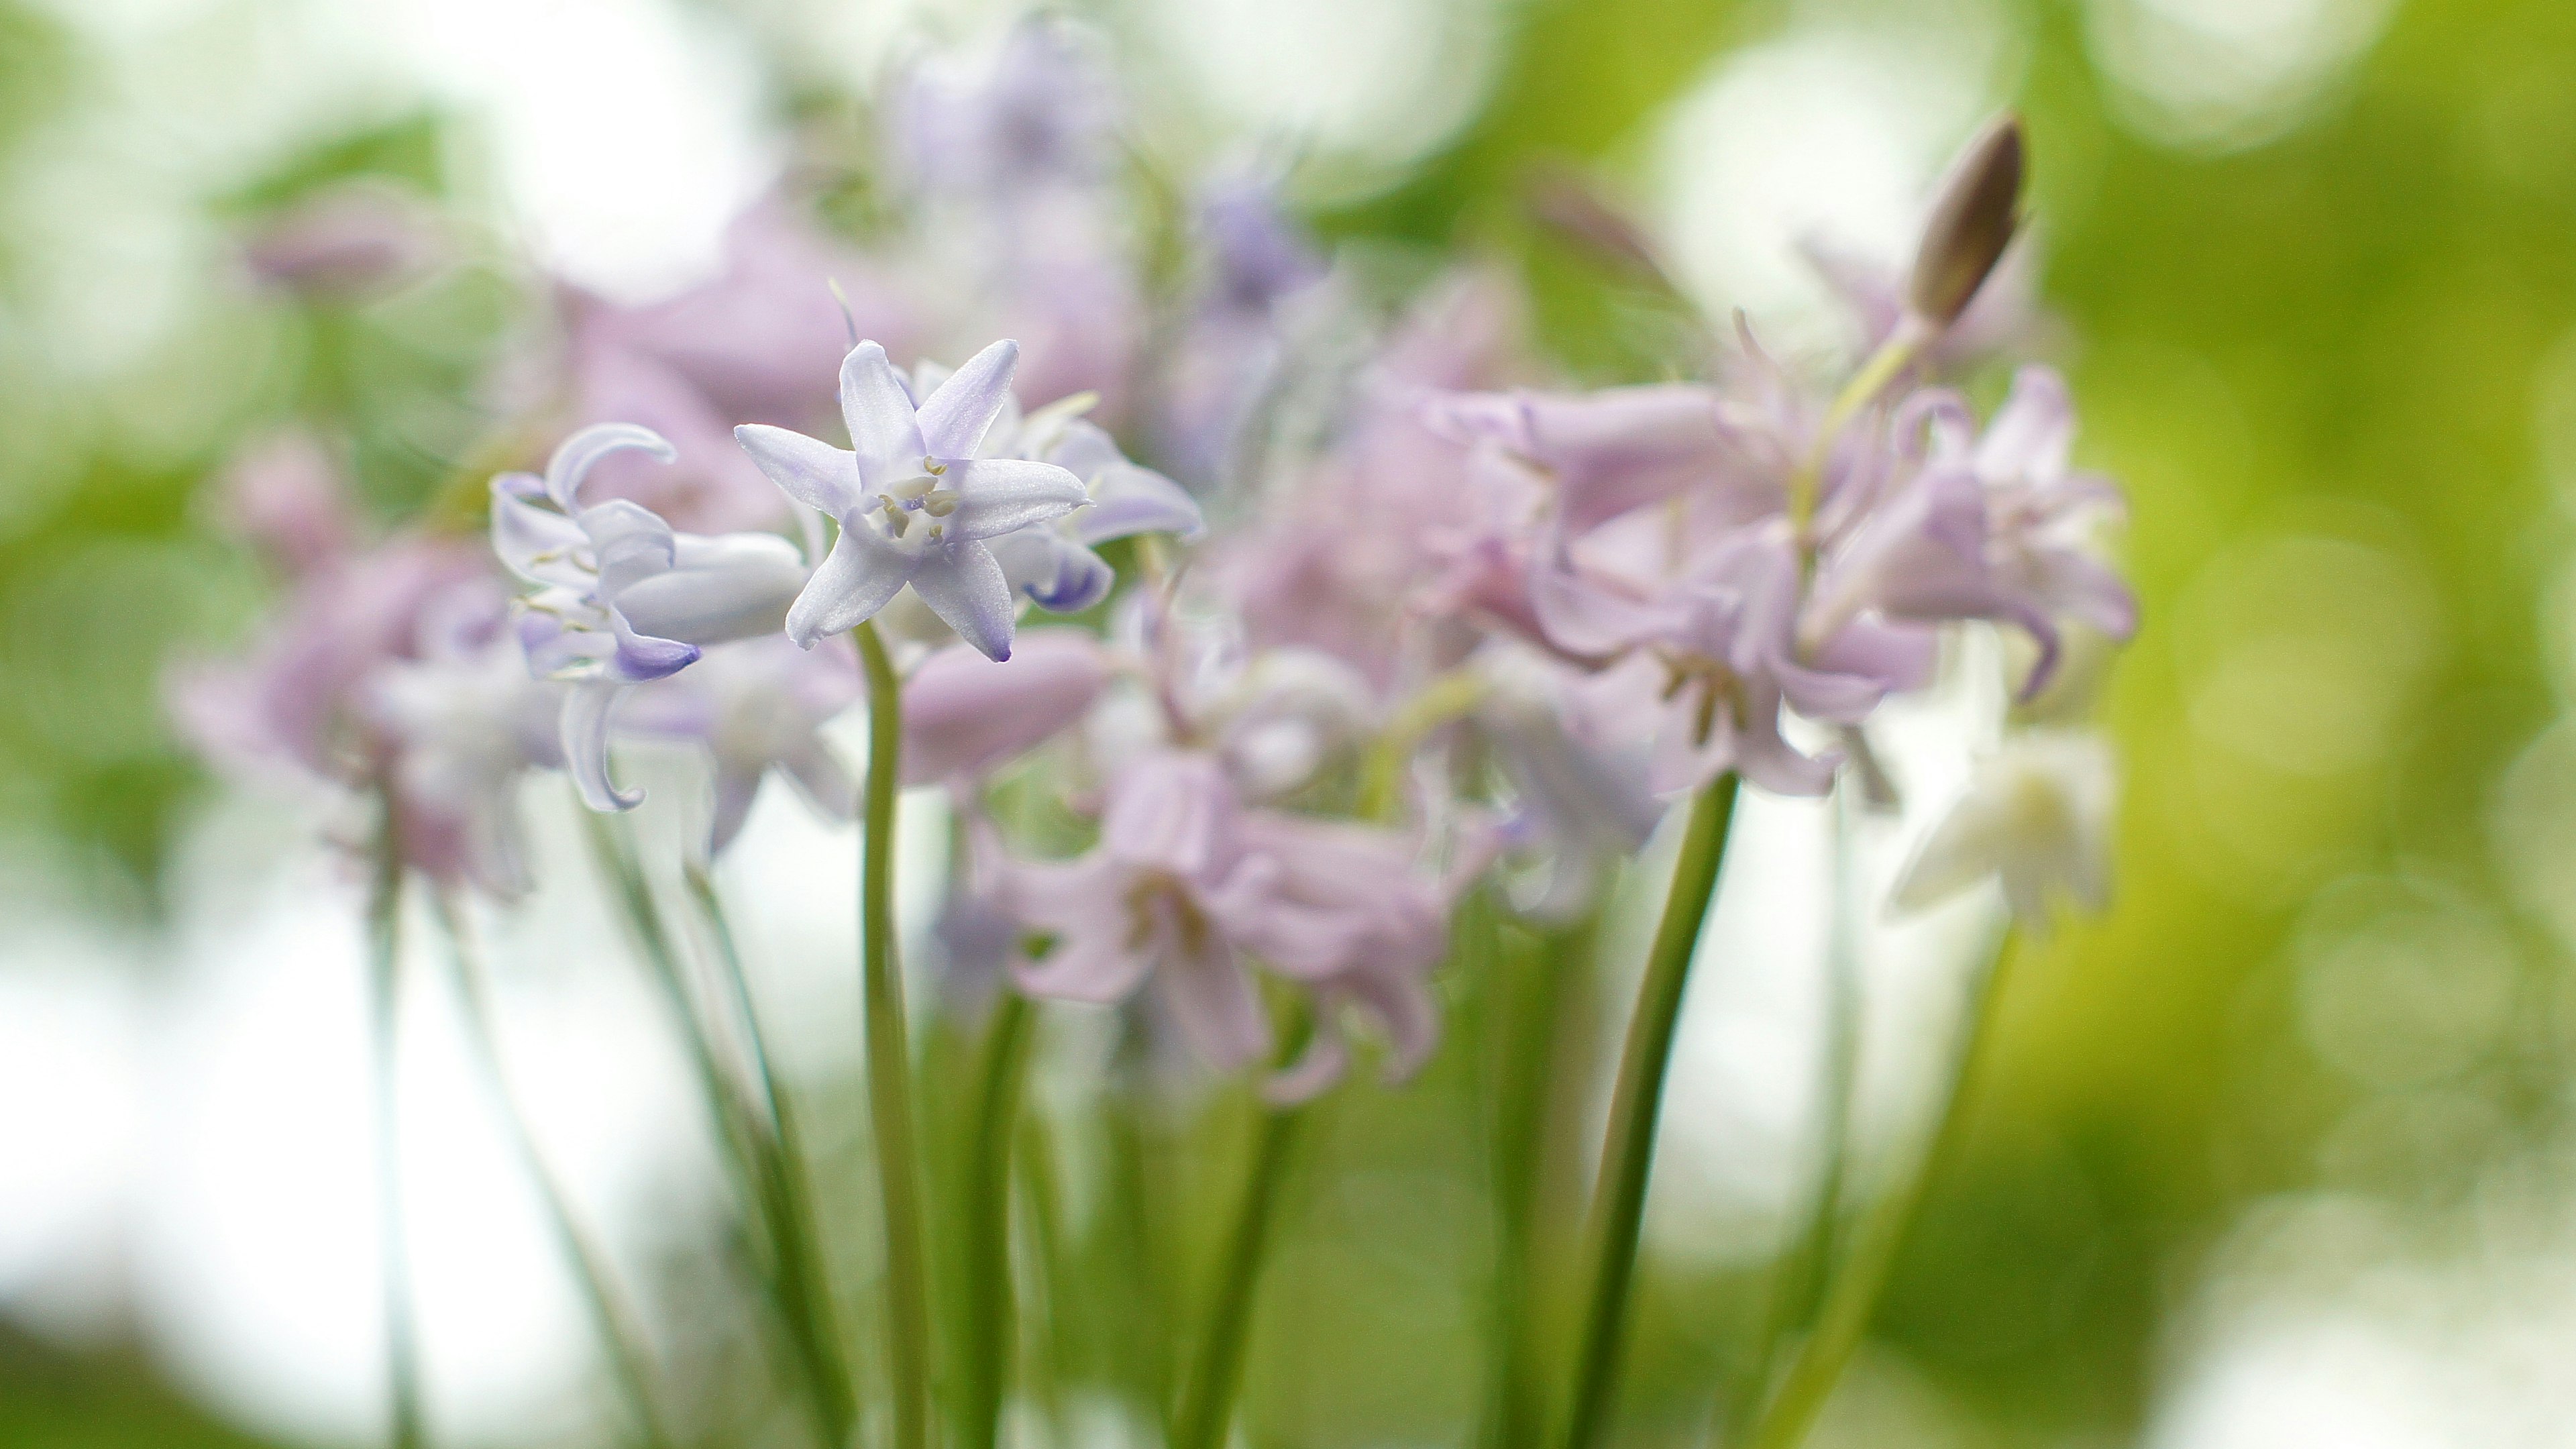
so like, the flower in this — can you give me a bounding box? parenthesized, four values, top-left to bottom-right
(978, 392, 1202, 614)
(619, 635, 861, 858)
(1891, 729, 2115, 924)
(733, 339, 1090, 658)
(364, 602, 568, 899)
(900, 628, 1113, 786)
(492, 422, 810, 810)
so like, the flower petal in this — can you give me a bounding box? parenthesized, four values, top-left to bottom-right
(1077, 461, 1203, 544)
(916, 338, 1021, 460)
(938, 459, 1091, 542)
(735, 424, 864, 517)
(908, 540, 1018, 661)
(840, 341, 928, 472)
(619, 531, 808, 647)
(545, 423, 674, 512)
(580, 498, 680, 598)
(490, 479, 592, 588)
(561, 681, 643, 811)
(786, 522, 913, 647)
(988, 529, 1114, 612)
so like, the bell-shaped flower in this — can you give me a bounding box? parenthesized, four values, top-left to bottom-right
(616, 635, 861, 859)
(901, 628, 1113, 786)
(363, 603, 568, 900)
(980, 395, 1203, 614)
(733, 339, 1089, 659)
(492, 422, 809, 811)
(1473, 645, 1664, 920)
(1891, 729, 2115, 925)
(998, 753, 1282, 1072)
(1804, 368, 2137, 698)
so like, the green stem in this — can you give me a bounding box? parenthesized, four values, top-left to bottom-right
(684, 865, 857, 1444)
(1739, 928, 2022, 1449)
(1787, 323, 1927, 539)
(432, 896, 675, 1449)
(1169, 1098, 1304, 1449)
(961, 994, 1038, 1449)
(364, 801, 427, 1449)
(580, 809, 854, 1445)
(1561, 773, 1741, 1449)
(1482, 914, 1586, 1449)
(857, 619, 934, 1449)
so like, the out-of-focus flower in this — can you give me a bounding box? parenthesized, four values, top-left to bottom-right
(901, 628, 1112, 786)
(621, 635, 860, 858)
(1803, 232, 2047, 374)
(1001, 752, 1280, 1072)
(1891, 729, 2115, 924)
(1804, 367, 2137, 698)
(364, 601, 566, 899)
(1905, 113, 2025, 331)
(241, 184, 439, 301)
(892, 16, 1120, 199)
(733, 340, 1088, 658)
(213, 431, 355, 578)
(492, 423, 809, 810)
(1155, 172, 1328, 486)
(977, 391, 1201, 612)
(1474, 646, 1662, 920)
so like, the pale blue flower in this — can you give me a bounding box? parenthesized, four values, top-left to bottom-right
(491, 421, 808, 810)
(979, 392, 1203, 614)
(733, 339, 1089, 659)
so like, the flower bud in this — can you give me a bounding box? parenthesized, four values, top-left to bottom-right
(1907, 114, 2025, 328)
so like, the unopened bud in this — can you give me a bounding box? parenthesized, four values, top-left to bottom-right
(1907, 113, 2025, 328)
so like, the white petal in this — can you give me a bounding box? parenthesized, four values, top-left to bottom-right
(916, 339, 1020, 461)
(545, 423, 673, 511)
(938, 459, 1089, 542)
(561, 682, 643, 811)
(490, 478, 592, 588)
(735, 424, 864, 517)
(619, 532, 808, 646)
(908, 540, 1018, 661)
(786, 523, 913, 647)
(839, 342, 928, 472)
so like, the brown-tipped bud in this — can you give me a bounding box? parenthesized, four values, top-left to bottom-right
(1523, 160, 1676, 291)
(1907, 113, 2025, 327)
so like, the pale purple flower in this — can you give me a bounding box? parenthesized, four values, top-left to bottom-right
(975, 392, 1201, 613)
(901, 628, 1112, 786)
(733, 340, 1089, 659)
(217, 431, 354, 577)
(492, 423, 810, 809)
(892, 16, 1120, 199)
(364, 606, 567, 898)
(1891, 729, 2114, 924)
(1473, 647, 1663, 920)
(1803, 367, 2137, 698)
(241, 184, 438, 301)
(1154, 172, 1326, 485)
(620, 635, 860, 857)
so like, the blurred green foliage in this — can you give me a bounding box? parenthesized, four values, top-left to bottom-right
(6, 0, 2575, 1443)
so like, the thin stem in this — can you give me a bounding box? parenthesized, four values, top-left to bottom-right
(364, 801, 427, 1449)
(1786, 321, 1927, 539)
(1482, 914, 1587, 1449)
(961, 994, 1038, 1449)
(580, 809, 854, 1445)
(857, 619, 934, 1449)
(684, 864, 857, 1444)
(1739, 787, 1866, 1428)
(432, 896, 676, 1449)
(1739, 927, 2023, 1449)
(1561, 773, 1741, 1449)
(1169, 1097, 1304, 1449)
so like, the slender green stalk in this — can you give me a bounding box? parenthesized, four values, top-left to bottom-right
(961, 994, 1038, 1449)
(1738, 788, 1866, 1430)
(1561, 773, 1742, 1449)
(1739, 928, 2023, 1449)
(432, 896, 675, 1449)
(580, 809, 854, 1444)
(364, 802, 427, 1449)
(684, 865, 856, 1443)
(1482, 913, 1587, 1449)
(1169, 1097, 1304, 1449)
(857, 619, 934, 1449)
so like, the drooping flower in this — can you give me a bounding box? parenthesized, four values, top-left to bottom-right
(733, 339, 1089, 659)
(977, 393, 1202, 614)
(492, 423, 810, 809)
(616, 635, 861, 859)
(901, 628, 1113, 786)
(1890, 729, 2115, 924)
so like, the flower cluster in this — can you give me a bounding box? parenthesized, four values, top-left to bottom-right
(175, 26, 2132, 1107)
